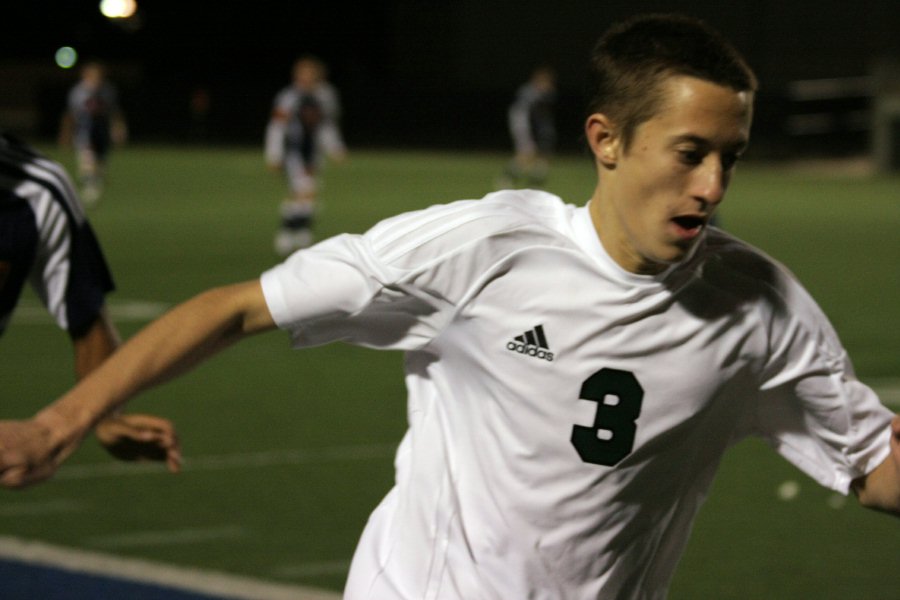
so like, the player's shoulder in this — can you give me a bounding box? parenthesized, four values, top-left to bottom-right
(368, 189, 572, 245)
(273, 85, 298, 104)
(690, 227, 811, 314)
(0, 134, 47, 182)
(0, 133, 38, 159)
(702, 228, 779, 274)
(0, 134, 82, 214)
(364, 189, 576, 267)
(478, 188, 572, 220)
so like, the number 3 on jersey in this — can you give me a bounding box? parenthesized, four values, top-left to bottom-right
(570, 368, 644, 466)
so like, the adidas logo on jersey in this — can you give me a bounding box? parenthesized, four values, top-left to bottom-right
(506, 324, 554, 362)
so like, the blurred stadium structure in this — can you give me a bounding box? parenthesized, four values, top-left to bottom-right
(2, 2, 899, 167)
(782, 61, 900, 171)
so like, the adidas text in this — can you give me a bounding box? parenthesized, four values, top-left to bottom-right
(506, 341, 554, 362)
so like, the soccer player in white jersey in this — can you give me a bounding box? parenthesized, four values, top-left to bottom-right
(58, 61, 128, 205)
(266, 56, 347, 256)
(0, 133, 179, 472)
(1, 14, 898, 599)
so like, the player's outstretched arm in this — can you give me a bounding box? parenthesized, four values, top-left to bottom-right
(72, 310, 182, 473)
(0, 280, 276, 488)
(852, 415, 900, 517)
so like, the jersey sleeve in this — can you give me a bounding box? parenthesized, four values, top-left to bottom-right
(28, 182, 114, 338)
(260, 194, 560, 351)
(260, 231, 444, 350)
(751, 269, 893, 494)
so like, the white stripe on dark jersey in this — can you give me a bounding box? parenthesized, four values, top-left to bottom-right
(0, 137, 84, 224)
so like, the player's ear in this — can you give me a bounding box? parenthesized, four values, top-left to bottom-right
(585, 113, 620, 169)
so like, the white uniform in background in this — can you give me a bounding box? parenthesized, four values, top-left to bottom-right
(265, 76, 347, 256)
(265, 82, 346, 197)
(260, 190, 892, 600)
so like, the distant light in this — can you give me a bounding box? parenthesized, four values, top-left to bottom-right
(55, 46, 78, 69)
(100, 0, 137, 19)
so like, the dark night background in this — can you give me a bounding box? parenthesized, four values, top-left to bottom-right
(2, 1, 899, 155)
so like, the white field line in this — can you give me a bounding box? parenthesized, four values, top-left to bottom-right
(84, 525, 246, 550)
(0, 534, 341, 600)
(0, 498, 85, 517)
(11, 299, 170, 324)
(55, 443, 397, 480)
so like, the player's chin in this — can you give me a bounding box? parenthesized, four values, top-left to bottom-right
(650, 240, 699, 268)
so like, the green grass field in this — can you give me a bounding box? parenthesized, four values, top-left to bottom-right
(1, 146, 898, 597)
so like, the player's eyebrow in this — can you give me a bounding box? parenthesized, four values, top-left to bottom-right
(669, 134, 748, 153)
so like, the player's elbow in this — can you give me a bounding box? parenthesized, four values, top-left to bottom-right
(856, 495, 900, 518)
(851, 472, 900, 518)
(203, 281, 276, 337)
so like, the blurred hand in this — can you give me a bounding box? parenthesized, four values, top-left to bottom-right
(0, 419, 66, 489)
(95, 413, 181, 473)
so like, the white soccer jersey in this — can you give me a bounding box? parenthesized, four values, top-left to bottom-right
(265, 84, 346, 169)
(260, 190, 892, 600)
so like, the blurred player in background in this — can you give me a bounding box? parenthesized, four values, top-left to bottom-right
(498, 65, 557, 189)
(58, 61, 128, 205)
(265, 55, 347, 256)
(0, 133, 179, 472)
(2, 15, 898, 599)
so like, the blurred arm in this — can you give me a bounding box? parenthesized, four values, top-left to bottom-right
(111, 112, 128, 146)
(58, 112, 74, 147)
(0, 280, 275, 487)
(265, 107, 291, 169)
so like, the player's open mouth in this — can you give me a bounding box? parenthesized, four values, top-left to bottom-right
(671, 215, 706, 239)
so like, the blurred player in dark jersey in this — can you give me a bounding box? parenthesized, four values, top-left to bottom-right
(0, 133, 179, 473)
(498, 66, 557, 189)
(59, 62, 128, 205)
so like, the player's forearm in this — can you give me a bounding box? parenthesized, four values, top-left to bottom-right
(34, 281, 274, 451)
(72, 310, 121, 380)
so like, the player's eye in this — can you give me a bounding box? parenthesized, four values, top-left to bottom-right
(677, 148, 704, 166)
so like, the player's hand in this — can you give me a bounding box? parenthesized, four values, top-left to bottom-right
(0, 419, 66, 489)
(95, 413, 181, 473)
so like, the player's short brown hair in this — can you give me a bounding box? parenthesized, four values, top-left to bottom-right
(587, 14, 758, 150)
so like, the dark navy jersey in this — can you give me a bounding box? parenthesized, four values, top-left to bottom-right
(0, 134, 114, 338)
